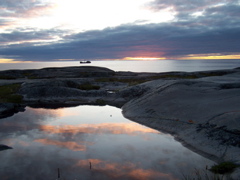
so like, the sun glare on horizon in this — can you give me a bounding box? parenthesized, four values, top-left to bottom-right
(123, 57, 166, 61)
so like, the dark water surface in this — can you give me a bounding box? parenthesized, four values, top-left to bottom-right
(0, 105, 214, 180)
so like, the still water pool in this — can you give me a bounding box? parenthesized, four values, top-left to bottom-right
(0, 105, 213, 180)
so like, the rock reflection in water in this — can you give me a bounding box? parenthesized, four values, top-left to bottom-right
(0, 105, 213, 180)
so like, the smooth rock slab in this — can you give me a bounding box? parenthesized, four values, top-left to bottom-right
(122, 72, 240, 174)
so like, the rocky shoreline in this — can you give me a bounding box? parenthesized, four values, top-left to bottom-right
(1, 66, 240, 177)
(121, 67, 240, 178)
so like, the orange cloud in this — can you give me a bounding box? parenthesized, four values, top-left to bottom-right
(39, 122, 159, 136)
(34, 139, 92, 151)
(76, 159, 177, 180)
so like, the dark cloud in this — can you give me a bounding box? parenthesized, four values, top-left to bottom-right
(0, 19, 239, 61)
(147, 0, 209, 12)
(206, 3, 240, 17)
(0, 28, 67, 44)
(148, 0, 240, 28)
(147, 0, 239, 13)
(0, 0, 54, 18)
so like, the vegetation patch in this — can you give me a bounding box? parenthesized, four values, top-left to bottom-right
(95, 71, 228, 86)
(95, 77, 147, 86)
(209, 161, 239, 174)
(0, 75, 16, 80)
(198, 71, 228, 77)
(95, 99, 106, 105)
(23, 73, 39, 79)
(78, 83, 100, 90)
(151, 74, 198, 79)
(95, 77, 118, 82)
(95, 74, 200, 86)
(0, 84, 23, 103)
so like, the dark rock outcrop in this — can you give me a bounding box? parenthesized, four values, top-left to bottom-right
(0, 103, 25, 118)
(0, 144, 13, 151)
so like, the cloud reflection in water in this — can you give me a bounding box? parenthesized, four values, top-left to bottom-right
(76, 159, 177, 180)
(39, 123, 159, 135)
(0, 105, 213, 180)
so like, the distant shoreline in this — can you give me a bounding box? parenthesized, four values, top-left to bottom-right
(1, 59, 240, 72)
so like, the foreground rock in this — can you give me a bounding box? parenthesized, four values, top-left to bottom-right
(0, 65, 240, 177)
(122, 69, 240, 178)
(0, 103, 24, 118)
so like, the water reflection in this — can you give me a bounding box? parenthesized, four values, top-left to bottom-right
(0, 105, 213, 180)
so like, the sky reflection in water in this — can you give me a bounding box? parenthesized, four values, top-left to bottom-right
(0, 105, 213, 180)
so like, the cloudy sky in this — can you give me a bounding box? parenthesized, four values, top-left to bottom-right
(0, 0, 240, 62)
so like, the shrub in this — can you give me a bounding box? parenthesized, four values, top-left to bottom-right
(209, 161, 239, 174)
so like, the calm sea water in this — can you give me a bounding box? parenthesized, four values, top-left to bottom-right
(0, 105, 213, 180)
(0, 59, 240, 72)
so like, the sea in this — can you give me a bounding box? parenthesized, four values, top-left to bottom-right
(1, 59, 240, 72)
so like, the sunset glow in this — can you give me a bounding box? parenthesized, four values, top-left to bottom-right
(123, 57, 166, 60)
(0, 58, 15, 63)
(180, 54, 240, 60)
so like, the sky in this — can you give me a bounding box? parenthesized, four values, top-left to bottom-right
(0, 0, 240, 62)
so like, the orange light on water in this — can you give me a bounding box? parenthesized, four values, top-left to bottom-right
(0, 59, 15, 63)
(75, 159, 176, 180)
(0, 58, 34, 63)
